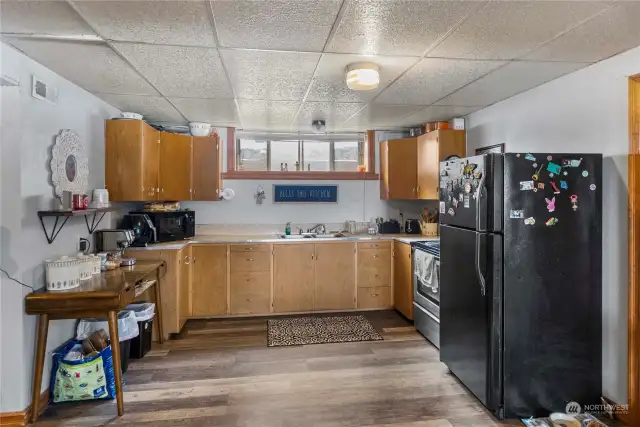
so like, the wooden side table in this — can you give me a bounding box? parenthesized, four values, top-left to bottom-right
(24, 261, 165, 424)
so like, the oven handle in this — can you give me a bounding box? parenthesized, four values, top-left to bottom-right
(413, 301, 440, 324)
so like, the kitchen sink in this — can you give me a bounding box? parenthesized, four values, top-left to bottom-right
(278, 233, 345, 239)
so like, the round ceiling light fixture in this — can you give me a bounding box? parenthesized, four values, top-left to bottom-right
(345, 62, 380, 91)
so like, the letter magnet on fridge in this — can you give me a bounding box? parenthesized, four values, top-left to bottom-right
(510, 210, 524, 219)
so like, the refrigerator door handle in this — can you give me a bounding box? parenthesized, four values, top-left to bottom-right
(475, 232, 487, 296)
(475, 167, 487, 232)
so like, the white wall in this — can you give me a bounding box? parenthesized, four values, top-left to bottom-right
(465, 46, 640, 404)
(182, 129, 432, 227)
(0, 42, 120, 412)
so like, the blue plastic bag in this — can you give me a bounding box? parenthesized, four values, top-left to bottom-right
(49, 339, 116, 403)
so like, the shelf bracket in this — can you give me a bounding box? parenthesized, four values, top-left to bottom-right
(39, 215, 70, 244)
(84, 210, 108, 234)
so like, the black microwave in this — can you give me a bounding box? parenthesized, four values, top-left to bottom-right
(129, 210, 195, 243)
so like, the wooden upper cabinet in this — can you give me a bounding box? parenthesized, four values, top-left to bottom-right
(393, 240, 413, 320)
(380, 137, 418, 200)
(106, 120, 159, 201)
(192, 135, 221, 201)
(417, 130, 466, 200)
(160, 132, 192, 201)
(273, 244, 315, 313)
(314, 243, 356, 310)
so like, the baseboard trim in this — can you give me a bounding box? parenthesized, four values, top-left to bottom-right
(0, 389, 49, 427)
(601, 395, 630, 424)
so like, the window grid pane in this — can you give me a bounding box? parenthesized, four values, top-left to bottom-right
(269, 140, 299, 171)
(237, 139, 268, 171)
(334, 141, 361, 172)
(303, 140, 331, 172)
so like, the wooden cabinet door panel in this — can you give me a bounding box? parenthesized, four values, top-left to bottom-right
(230, 252, 270, 273)
(314, 243, 356, 310)
(106, 120, 144, 201)
(357, 286, 391, 309)
(192, 136, 220, 201)
(380, 141, 389, 200)
(142, 125, 160, 201)
(387, 137, 418, 200)
(393, 241, 413, 320)
(273, 244, 314, 313)
(160, 133, 192, 201)
(191, 245, 227, 316)
(357, 248, 391, 288)
(230, 271, 271, 315)
(417, 133, 439, 200)
(179, 246, 192, 328)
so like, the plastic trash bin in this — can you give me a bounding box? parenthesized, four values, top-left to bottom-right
(126, 303, 155, 359)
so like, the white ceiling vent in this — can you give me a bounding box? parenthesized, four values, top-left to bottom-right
(32, 75, 57, 105)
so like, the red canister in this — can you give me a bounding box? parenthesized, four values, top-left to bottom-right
(72, 194, 87, 210)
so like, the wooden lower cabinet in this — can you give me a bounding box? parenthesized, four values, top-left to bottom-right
(393, 241, 414, 320)
(230, 272, 271, 315)
(314, 243, 356, 310)
(273, 244, 315, 313)
(178, 246, 192, 328)
(358, 286, 391, 309)
(191, 245, 227, 317)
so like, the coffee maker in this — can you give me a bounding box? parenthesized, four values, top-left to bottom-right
(94, 229, 134, 253)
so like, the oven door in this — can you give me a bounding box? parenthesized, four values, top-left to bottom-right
(413, 248, 440, 318)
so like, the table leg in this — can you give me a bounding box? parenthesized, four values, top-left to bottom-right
(107, 310, 124, 416)
(154, 267, 164, 344)
(30, 314, 49, 424)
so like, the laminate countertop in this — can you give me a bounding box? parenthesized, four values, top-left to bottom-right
(126, 234, 438, 251)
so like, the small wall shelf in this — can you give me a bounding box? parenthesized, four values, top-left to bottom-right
(37, 207, 116, 244)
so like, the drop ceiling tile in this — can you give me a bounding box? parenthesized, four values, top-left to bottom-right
(4, 38, 158, 95)
(96, 94, 185, 122)
(113, 43, 232, 99)
(524, 3, 640, 63)
(212, 0, 341, 51)
(306, 53, 418, 103)
(237, 100, 300, 131)
(170, 98, 238, 126)
(326, 0, 480, 56)
(400, 106, 482, 127)
(73, 1, 215, 47)
(343, 104, 424, 128)
(294, 102, 365, 130)
(375, 58, 506, 106)
(0, 1, 96, 37)
(428, 1, 610, 60)
(222, 50, 319, 101)
(435, 61, 587, 107)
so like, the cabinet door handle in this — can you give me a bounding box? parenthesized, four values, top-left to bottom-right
(372, 293, 379, 297)
(416, 186, 420, 195)
(311, 254, 314, 260)
(246, 258, 253, 261)
(192, 256, 196, 264)
(184, 256, 190, 265)
(373, 255, 378, 258)
(315, 253, 318, 261)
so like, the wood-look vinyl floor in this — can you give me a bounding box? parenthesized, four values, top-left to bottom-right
(34, 310, 522, 427)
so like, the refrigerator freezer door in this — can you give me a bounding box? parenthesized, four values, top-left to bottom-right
(439, 154, 503, 232)
(502, 153, 602, 418)
(440, 224, 503, 415)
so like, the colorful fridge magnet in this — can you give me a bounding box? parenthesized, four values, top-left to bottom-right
(532, 163, 538, 168)
(510, 209, 524, 219)
(525, 153, 536, 161)
(560, 180, 568, 189)
(439, 201, 445, 214)
(516, 153, 521, 157)
(545, 217, 558, 226)
(463, 163, 477, 178)
(547, 155, 553, 161)
(459, 193, 464, 202)
(546, 162, 561, 174)
(520, 180, 535, 191)
(590, 184, 596, 190)
(474, 171, 483, 179)
(563, 171, 568, 176)
(465, 182, 471, 194)
(453, 198, 459, 208)
(448, 208, 455, 216)
(537, 183, 545, 189)
(524, 217, 535, 225)
(550, 181, 560, 194)
(464, 195, 470, 208)
(549, 173, 554, 178)
(532, 164, 544, 181)
(582, 170, 589, 177)
(570, 194, 579, 211)
(562, 158, 583, 167)
(545, 197, 556, 213)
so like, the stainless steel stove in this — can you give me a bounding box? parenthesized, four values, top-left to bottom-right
(412, 240, 440, 348)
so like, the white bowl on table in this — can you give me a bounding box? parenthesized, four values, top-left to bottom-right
(189, 122, 212, 136)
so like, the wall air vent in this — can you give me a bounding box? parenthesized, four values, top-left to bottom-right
(31, 75, 57, 105)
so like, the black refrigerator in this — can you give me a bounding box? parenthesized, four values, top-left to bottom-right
(438, 153, 602, 419)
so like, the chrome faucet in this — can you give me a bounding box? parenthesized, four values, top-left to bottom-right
(307, 224, 327, 234)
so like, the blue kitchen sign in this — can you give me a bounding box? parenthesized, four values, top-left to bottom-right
(273, 185, 338, 203)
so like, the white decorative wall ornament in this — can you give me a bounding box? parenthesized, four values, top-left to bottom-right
(50, 129, 89, 199)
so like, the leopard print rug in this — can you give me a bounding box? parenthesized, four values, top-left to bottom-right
(267, 315, 383, 347)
